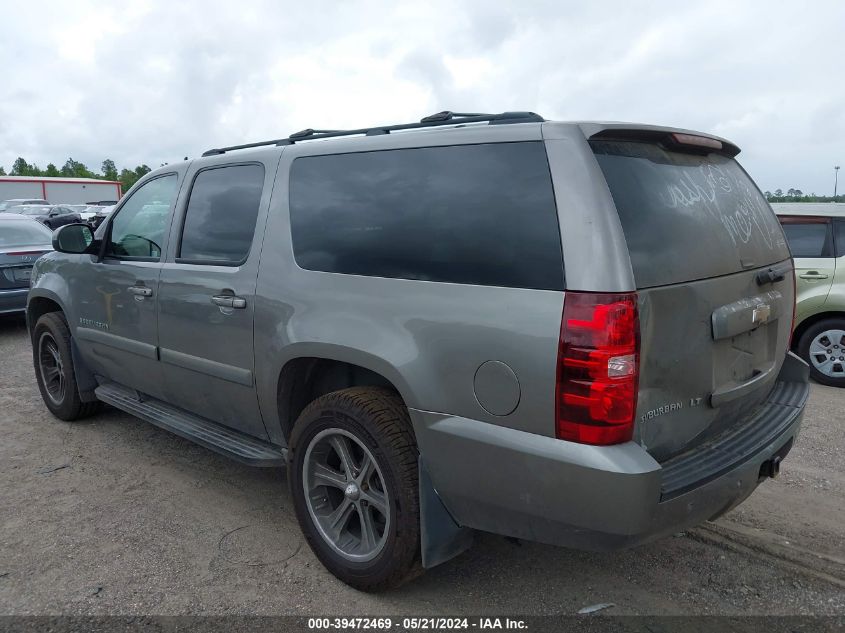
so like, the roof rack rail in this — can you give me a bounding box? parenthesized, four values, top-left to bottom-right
(201, 110, 544, 157)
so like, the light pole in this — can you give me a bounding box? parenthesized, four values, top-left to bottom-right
(836, 166, 840, 199)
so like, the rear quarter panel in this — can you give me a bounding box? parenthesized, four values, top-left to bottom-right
(253, 126, 565, 446)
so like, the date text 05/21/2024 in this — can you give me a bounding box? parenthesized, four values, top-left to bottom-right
(307, 617, 528, 630)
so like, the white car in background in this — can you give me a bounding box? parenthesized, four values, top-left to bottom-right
(66, 205, 104, 221)
(0, 198, 49, 212)
(90, 205, 115, 229)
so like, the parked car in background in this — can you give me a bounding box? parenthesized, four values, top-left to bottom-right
(67, 205, 105, 222)
(774, 203, 845, 387)
(89, 205, 114, 230)
(0, 198, 49, 212)
(0, 215, 52, 314)
(29, 112, 807, 591)
(66, 204, 98, 219)
(4, 204, 83, 230)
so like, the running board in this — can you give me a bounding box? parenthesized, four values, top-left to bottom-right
(94, 382, 286, 467)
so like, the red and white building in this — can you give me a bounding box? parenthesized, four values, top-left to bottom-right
(0, 176, 122, 204)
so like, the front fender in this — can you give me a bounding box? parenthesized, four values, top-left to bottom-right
(28, 264, 98, 402)
(26, 280, 70, 336)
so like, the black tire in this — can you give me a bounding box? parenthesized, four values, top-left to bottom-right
(289, 386, 421, 591)
(797, 317, 845, 387)
(32, 312, 101, 420)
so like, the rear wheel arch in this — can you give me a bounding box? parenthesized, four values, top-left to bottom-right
(276, 356, 413, 443)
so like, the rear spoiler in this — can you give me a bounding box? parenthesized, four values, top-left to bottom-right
(583, 125, 740, 157)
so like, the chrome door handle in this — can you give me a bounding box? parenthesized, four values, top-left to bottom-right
(127, 285, 153, 297)
(799, 272, 829, 279)
(211, 295, 246, 309)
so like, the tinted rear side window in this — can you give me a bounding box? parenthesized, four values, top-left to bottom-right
(179, 164, 264, 264)
(289, 142, 563, 290)
(591, 141, 790, 288)
(780, 221, 833, 258)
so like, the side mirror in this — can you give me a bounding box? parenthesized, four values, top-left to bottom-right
(53, 223, 95, 254)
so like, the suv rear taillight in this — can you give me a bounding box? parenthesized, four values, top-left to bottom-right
(556, 292, 640, 445)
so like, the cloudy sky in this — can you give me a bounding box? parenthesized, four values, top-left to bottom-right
(1, 0, 843, 194)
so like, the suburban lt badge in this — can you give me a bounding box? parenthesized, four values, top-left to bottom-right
(641, 397, 703, 422)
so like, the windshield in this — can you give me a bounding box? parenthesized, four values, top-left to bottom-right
(0, 222, 52, 247)
(591, 140, 790, 288)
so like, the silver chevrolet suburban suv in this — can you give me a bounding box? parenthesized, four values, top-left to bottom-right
(27, 111, 809, 591)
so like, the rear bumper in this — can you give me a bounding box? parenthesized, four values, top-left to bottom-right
(0, 288, 28, 315)
(411, 352, 809, 550)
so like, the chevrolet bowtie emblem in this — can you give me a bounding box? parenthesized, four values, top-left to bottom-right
(752, 303, 771, 326)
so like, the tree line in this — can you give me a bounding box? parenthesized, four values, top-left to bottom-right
(3, 157, 843, 205)
(0, 157, 153, 193)
(764, 190, 843, 203)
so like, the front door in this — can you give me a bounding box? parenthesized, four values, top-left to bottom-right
(156, 160, 272, 439)
(71, 173, 182, 399)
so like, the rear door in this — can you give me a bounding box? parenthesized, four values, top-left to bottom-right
(778, 216, 835, 324)
(156, 158, 275, 439)
(590, 137, 794, 461)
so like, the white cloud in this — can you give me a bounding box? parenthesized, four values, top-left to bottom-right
(1, 0, 842, 193)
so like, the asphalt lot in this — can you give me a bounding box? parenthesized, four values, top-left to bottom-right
(0, 313, 843, 616)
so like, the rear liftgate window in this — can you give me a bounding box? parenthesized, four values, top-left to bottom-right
(289, 142, 564, 290)
(591, 141, 790, 288)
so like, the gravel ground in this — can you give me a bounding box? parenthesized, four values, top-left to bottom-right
(0, 313, 843, 616)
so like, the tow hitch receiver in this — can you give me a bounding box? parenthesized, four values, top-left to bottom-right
(759, 438, 793, 480)
(760, 456, 781, 479)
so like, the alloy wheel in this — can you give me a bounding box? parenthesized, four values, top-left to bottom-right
(302, 428, 391, 562)
(38, 332, 66, 405)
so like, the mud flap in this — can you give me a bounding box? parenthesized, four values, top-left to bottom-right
(71, 337, 99, 402)
(778, 350, 810, 383)
(419, 456, 474, 568)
